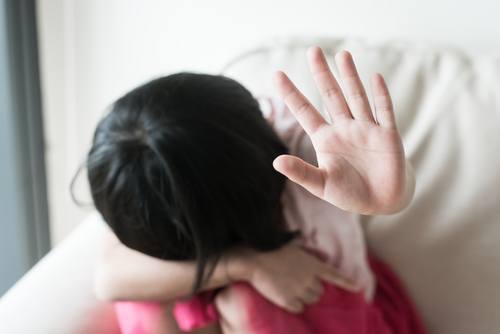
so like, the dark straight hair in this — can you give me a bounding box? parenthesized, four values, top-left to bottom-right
(86, 73, 295, 292)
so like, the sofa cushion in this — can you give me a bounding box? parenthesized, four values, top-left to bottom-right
(222, 38, 500, 334)
(0, 213, 120, 334)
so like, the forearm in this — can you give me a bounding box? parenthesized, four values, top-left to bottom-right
(94, 227, 249, 302)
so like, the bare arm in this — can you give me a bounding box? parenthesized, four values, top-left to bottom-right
(94, 224, 238, 302)
(94, 224, 357, 312)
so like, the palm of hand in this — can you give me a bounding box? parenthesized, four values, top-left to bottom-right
(311, 119, 405, 214)
(273, 47, 412, 214)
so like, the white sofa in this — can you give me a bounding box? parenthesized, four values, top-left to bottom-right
(1, 38, 499, 334)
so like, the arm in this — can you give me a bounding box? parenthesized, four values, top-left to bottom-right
(272, 47, 415, 215)
(94, 224, 357, 312)
(93, 224, 238, 302)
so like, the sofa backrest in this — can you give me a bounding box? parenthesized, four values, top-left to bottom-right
(223, 38, 500, 334)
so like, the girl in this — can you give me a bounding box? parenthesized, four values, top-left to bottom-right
(89, 47, 426, 333)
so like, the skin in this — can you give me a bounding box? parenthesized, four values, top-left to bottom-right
(273, 47, 414, 215)
(95, 228, 356, 311)
(218, 47, 415, 333)
(96, 47, 414, 333)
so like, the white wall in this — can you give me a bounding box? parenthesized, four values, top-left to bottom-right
(37, 0, 500, 245)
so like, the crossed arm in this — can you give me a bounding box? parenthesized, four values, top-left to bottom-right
(94, 47, 415, 330)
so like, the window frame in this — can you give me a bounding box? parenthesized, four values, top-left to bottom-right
(0, 0, 50, 296)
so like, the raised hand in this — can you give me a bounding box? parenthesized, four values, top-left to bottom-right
(273, 47, 414, 215)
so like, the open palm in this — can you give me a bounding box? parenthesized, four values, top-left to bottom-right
(273, 47, 414, 215)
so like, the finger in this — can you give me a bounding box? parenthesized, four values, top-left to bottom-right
(285, 299, 304, 314)
(319, 267, 360, 292)
(308, 278, 324, 297)
(307, 46, 352, 121)
(273, 155, 325, 198)
(301, 288, 321, 305)
(371, 73, 397, 129)
(270, 296, 297, 313)
(334, 51, 375, 123)
(273, 70, 327, 135)
(304, 279, 324, 304)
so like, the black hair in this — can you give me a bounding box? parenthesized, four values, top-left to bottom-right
(86, 73, 295, 292)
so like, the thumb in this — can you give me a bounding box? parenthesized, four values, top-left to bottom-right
(273, 155, 325, 198)
(318, 265, 360, 292)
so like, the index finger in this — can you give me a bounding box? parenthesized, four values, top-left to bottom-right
(273, 71, 327, 136)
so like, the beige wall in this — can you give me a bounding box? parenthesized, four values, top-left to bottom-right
(36, 0, 500, 246)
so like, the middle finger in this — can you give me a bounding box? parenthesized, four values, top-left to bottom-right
(307, 46, 352, 122)
(335, 50, 375, 123)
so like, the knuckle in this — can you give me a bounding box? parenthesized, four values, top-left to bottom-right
(348, 90, 366, 101)
(305, 293, 319, 304)
(307, 278, 317, 288)
(299, 286, 309, 297)
(377, 105, 392, 113)
(324, 86, 341, 98)
(296, 101, 312, 115)
(298, 162, 308, 181)
(284, 301, 296, 312)
(279, 296, 292, 308)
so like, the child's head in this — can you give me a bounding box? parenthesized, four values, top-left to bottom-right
(87, 73, 295, 290)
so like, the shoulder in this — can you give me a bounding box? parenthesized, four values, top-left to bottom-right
(257, 96, 316, 165)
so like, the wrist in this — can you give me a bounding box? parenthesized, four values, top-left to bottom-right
(223, 247, 258, 283)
